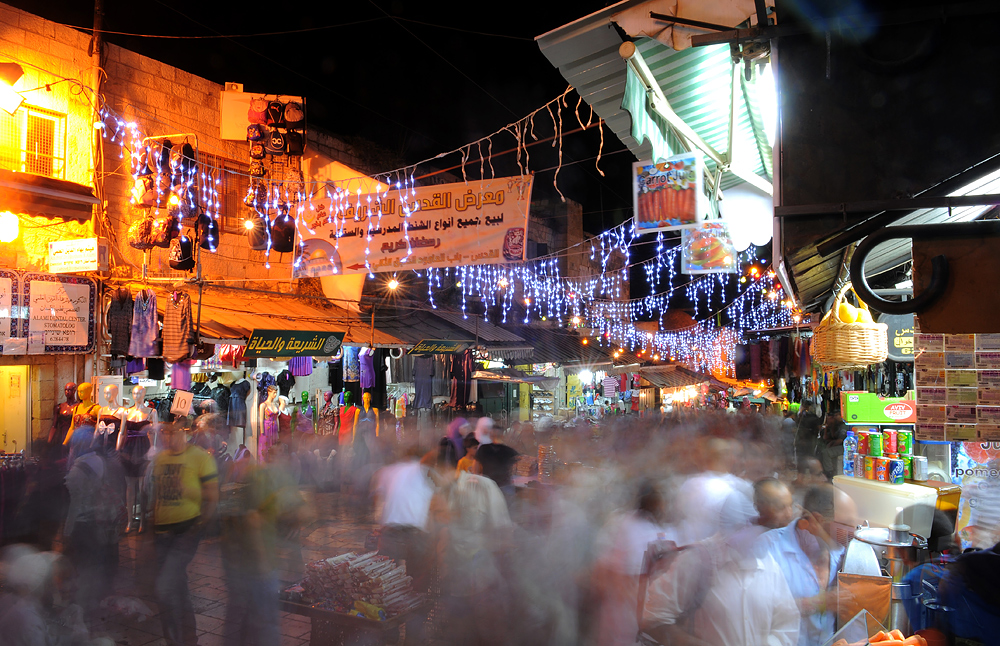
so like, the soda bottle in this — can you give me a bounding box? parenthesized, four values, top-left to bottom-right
(843, 430, 857, 476)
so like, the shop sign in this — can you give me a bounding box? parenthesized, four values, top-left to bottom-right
(407, 339, 472, 355)
(0, 269, 15, 350)
(680, 222, 737, 275)
(244, 329, 345, 358)
(48, 238, 110, 273)
(633, 152, 705, 233)
(880, 313, 915, 362)
(294, 176, 533, 277)
(841, 390, 916, 424)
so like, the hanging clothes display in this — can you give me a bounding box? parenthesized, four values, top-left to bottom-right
(449, 350, 473, 408)
(172, 361, 192, 391)
(318, 398, 337, 436)
(344, 346, 361, 382)
(289, 356, 312, 377)
(371, 348, 389, 410)
(107, 287, 134, 357)
(276, 369, 295, 397)
(162, 292, 194, 363)
(412, 355, 434, 409)
(227, 379, 251, 427)
(359, 347, 376, 389)
(128, 289, 158, 358)
(256, 371, 276, 402)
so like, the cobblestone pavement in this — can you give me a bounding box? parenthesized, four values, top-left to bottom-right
(92, 490, 378, 646)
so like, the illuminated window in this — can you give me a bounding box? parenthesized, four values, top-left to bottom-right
(0, 105, 67, 178)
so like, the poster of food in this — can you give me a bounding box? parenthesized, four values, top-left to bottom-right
(680, 222, 737, 274)
(633, 152, 704, 232)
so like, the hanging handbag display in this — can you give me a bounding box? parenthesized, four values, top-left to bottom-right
(169, 235, 195, 271)
(264, 128, 286, 156)
(246, 123, 265, 142)
(271, 210, 295, 253)
(131, 176, 156, 207)
(249, 160, 267, 178)
(285, 131, 304, 156)
(283, 102, 305, 128)
(128, 214, 156, 250)
(248, 97, 268, 124)
(283, 167, 305, 200)
(249, 142, 266, 160)
(150, 217, 175, 248)
(265, 101, 285, 127)
(197, 213, 219, 251)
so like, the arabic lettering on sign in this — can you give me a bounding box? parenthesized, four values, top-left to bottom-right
(0, 277, 11, 342)
(244, 330, 345, 358)
(295, 176, 533, 277)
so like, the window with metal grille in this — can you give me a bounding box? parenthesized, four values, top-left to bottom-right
(200, 152, 253, 234)
(0, 105, 66, 179)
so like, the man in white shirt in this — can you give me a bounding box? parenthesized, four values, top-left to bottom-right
(642, 533, 799, 646)
(676, 438, 753, 545)
(373, 450, 436, 592)
(755, 485, 851, 646)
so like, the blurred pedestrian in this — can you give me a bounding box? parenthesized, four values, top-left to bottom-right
(151, 422, 219, 646)
(457, 435, 481, 474)
(63, 425, 125, 621)
(474, 419, 519, 496)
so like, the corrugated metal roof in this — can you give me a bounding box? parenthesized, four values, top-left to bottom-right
(537, 8, 770, 191)
(786, 166, 1000, 310)
(634, 365, 711, 389)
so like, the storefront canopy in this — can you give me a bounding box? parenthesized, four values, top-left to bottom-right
(368, 307, 532, 359)
(536, 0, 774, 198)
(0, 170, 99, 220)
(608, 364, 711, 389)
(145, 284, 404, 348)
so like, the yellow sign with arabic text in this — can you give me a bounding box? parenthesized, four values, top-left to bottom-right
(244, 330, 345, 358)
(294, 176, 533, 276)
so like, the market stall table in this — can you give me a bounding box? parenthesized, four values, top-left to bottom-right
(279, 599, 432, 646)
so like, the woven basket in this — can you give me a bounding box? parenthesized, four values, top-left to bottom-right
(812, 283, 888, 369)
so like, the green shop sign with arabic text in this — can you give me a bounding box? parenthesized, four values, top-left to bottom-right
(244, 330, 345, 358)
(408, 339, 472, 355)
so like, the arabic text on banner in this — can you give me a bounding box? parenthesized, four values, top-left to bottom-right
(294, 176, 532, 277)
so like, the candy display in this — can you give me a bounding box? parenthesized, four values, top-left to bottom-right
(284, 551, 425, 618)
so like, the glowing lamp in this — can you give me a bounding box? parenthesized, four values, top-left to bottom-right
(243, 219, 255, 230)
(0, 211, 17, 242)
(0, 63, 23, 115)
(582, 338, 589, 345)
(387, 278, 399, 291)
(579, 370, 593, 384)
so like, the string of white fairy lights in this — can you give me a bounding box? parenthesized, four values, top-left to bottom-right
(96, 89, 793, 374)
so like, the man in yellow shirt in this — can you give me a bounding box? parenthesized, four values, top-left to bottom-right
(152, 422, 219, 646)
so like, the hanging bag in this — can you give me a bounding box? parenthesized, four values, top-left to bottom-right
(264, 128, 286, 156)
(248, 97, 268, 124)
(283, 102, 305, 129)
(812, 282, 888, 369)
(169, 235, 195, 271)
(265, 101, 285, 127)
(128, 213, 156, 250)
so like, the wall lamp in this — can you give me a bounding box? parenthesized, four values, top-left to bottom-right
(0, 62, 24, 115)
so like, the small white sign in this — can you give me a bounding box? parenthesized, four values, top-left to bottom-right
(48, 238, 108, 273)
(170, 390, 193, 416)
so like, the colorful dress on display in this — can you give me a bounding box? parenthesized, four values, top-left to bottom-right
(343, 347, 360, 382)
(65, 403, 101, 445)
(120, 419, 152, 477)
(295, 406, 314, 434)
(352, 406, 377, 468)
(289, 356, 312, 376)
(96, 413, 123, 450)
(278, 410, 292, 440)
(318, 403, 337, 436)
(227, 380, 251, 427)
(339, 405, 357, 446)
(128, 289, 158, 358)
(359, 348, 376, 389)
(49, 402, 74, 445)
(261, 407, 280, 460)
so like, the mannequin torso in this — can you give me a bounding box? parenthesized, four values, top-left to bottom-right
(65, 383, 100, 445)
(98, 385, 127, 450)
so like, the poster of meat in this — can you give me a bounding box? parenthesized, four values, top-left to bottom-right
(681, 222, 737, 274)
(633, 152, 704, 232)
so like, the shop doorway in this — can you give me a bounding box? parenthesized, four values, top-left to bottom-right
(0, 366, 29, 454)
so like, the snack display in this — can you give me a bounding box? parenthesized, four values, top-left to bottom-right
(283, 551, 424, 619)
(829, 627, 930, 646)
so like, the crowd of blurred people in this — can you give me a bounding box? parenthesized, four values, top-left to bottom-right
(0, 398, 997, 646)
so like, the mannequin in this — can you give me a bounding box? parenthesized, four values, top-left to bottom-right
(277, 395, 292, 439)
(258, 385, 280, 461)
(48, 381, 78, 446)
(64, 383, 100, 445)
(295, 391, 315, 434)
(352, 391, 379, 471)
(318, 391, 337, 437)
(122, 385, 157, 532)
(228, 371, 252, 430)
(97, 384, 127, 450)
(339, 391, 357, 447)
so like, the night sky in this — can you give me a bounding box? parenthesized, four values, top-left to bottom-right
(13, 0, 634, 235)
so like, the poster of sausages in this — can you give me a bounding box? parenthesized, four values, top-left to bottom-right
(633, 152, 705, 233)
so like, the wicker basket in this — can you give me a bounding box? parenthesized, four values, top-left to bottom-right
(812, 283, 888, 369)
